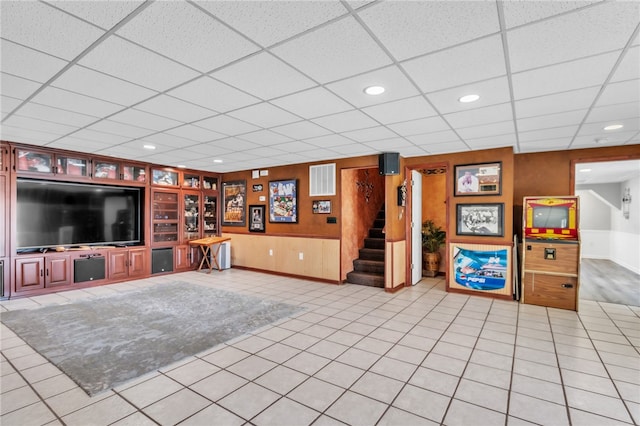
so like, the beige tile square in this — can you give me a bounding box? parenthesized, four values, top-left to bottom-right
(314, 361, 364, 388)
(232, 335, 274, 353)
(1, 372, 27, 393)
(164, 359, 220, 386)
(409, 367, 459, 396)
(444, 398, 506, 426)
(256, 326, 295, 342)
(190, 370, 248, 402)
(565, 387, 633, 423)
(1, 386, 42, 413)
(255, 365, 308, 395)
(62, 395, 136, 426)
(288, 377, 344, 412)
(284, 351, 330, 375)
(568, 407, 634, 426)
(325, 390, 387, 425)
(144, 389, 211, 425)
(422, 353, 467, 376)
(202, 346, 250, 368)
(336, 347, 381, 370)
(281, 333, 320, 350)
(226, 355, 277, 380)
(513, 359, 561, 384)
(511, 374, 565, 403)
(386, 344, 428, 365)
(110, 412, 158, 426)
(393, 384, 450, 423)
(253, 397, 320, 426)
(370, 356, 417, 382)
(178, 403, 244, 426)
(307, 339, 349, 359)
(325, 330, 364, 346)
(32, 373, 78, 399)
(0, 401, 57, 426)
(561, 369, 619, 397)
(350, 371, 404, 403)
(454, 379, 508, 413)
(119, 375, 183, 409)
(377, 406, 438, 425)
(45, 387, 113, 417)
(218, 382, 279, 420)
(432, 341, 473, 361)
(508, 392, 569, 425)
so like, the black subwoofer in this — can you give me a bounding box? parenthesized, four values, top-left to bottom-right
(74, 256, 106, 283)
(152, 248, 173, 274)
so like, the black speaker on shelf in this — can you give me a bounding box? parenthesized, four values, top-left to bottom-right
(152, 248, 174, 274)
(74, 256, 105, 283)
(379, 152, 400, 175)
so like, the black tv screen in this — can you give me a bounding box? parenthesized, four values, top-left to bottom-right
(16, 179, 142, 250)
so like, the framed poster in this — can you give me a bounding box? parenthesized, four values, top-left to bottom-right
(312, 200, 331, 214)
(454, 162, 501, 196)
(456, 203, 504, 236)
(222, 180, 246, 226)
(449, 243, 512, 296)
(249, 205, 265, 232)
(269, 179, 297, 223)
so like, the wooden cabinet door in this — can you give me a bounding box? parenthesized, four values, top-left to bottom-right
(109, 251, 128, 280)
(15, 257, 44, 292)
(174, 245, 190, 270)
(46, 256, 71, 287)
(128, 248, 147, 278)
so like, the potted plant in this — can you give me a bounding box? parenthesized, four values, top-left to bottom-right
(422, 220, 446, 277)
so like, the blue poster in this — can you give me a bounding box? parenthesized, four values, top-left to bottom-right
(453, 247, 507, 290)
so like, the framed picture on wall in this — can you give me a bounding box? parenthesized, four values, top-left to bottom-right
(222, 180, 246, 226)
(269, 179, 297, 223)
(456, 203, 504, 236)
(312, 200, 331, 214)
(249, 205, 265, 232)
(454, 162, 501, 196)
(449, 243, 512, 296)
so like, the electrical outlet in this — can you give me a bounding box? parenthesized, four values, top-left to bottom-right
(299, 252, 304, 260)
(269, 249, 273, 256)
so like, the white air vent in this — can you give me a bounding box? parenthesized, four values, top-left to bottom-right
(309, 163, 336, 196)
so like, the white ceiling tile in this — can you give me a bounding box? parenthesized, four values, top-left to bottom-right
(398, 145, 429, 157)
(427, 77, 511, 115)
(1, 1, 105, 60)
(444, 103, 514, 129)
(144, 149, 205, 164)
(407, 130, 461, 146)
(116, 2, 259, 72)
(272, 87, 352, 119)
(195, 115, 260, 136)
(197, 0, 347, 47)
(134, 95, 216, 123)
(501, 1, 598, 29)
(465, 134, 517, 151)
(419, 140, 469, 154)
(47, 137, 114, 152)
(3, 115, 77, 136)
(359, 1, 500, 61)
(228, 103, 300, 128)
(67, 128, 129, 145)
(0, 73, 41, 100)
(52, 65, 157, 106)
(209, 140, 261, 157)
(586, 102, 640, 125)
(519, 138, 572, 153)
(165, 125, 226, 143)
(0, 125, 60, 144)
(168, 76, 260, 113)
(325, 65, 420, 108)
(387, 116, 451, 137)
(311, 110, 378, 133)
(272, 141, 322, 154)
(305, 134, 355, 148)
(138, 133, 201, 149)
(579, 117, 639, 136)
(362, 96, 436, 125)
(86, 120, 155, 139)
(49, 1, 145, 29)
(511, 52, 619, 100)
(1, 96, 22, 116)
(507, 2, 639, 73)
(342, 126, 397, 143)
(457, 121, 515, 140)
(240, 130, 292, 146)
(18, 102, 99, 127)
(31, 86, 124, 117)
(597, 80, 640, 107)
(515, 87, 599, 118)
(211, 52, 316, 101)
(109, 108, 183, 132)
(572, 131, 638, 149)
(611, 46, 640, 83)
(248, 146, 288, 158)
(297, 148, 341, 161)
(79, 37, 199, 92)
(271, 121, 331, 140)
(182, 143, 233, 156)
(1, 40, 68, 83)
(517, 109, 588, 133)
(364, 137, 414, 151)
(519, 125, 578, 143)
(402, 35, 506, 93)
(272, 16, 391, 83)
(330, 143, 375, 156)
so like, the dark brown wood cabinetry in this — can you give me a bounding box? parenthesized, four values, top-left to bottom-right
(15, 255, 72, 293)
(108, 248, 147, 280)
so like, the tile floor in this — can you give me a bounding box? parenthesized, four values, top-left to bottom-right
(1, 269, 639, 426)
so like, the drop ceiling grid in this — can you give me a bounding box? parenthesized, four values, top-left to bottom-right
(0, 0, 638, 174)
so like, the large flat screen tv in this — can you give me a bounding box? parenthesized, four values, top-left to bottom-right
(16, 179, 142, 251)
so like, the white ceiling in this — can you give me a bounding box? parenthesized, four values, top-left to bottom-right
(1, 0, 639, 174)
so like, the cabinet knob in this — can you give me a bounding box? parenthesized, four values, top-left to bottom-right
(561, 283, 573, 288)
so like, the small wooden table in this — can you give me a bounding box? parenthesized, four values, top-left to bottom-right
(189, 236, 231, 273)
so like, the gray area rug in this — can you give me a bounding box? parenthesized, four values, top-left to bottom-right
(1, 282, 303, 395)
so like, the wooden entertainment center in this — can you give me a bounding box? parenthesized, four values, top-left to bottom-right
(0, 142, 221, 299)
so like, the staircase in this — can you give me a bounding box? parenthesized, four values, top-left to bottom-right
(346, 207, 385, 288)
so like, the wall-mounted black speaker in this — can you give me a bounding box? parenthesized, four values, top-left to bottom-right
(379, 152, 400, 175)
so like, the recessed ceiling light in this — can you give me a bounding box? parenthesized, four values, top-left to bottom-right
(213, 159, 223, 163)
(364, 85, 385, 95)
(459, 94, 480, 103)
(603, 124, 623, 131)
(594, 138, 609, 144)
(143, 144, 156, 150)
(579, 168, 592, 173)
(177, 164, 186, 169)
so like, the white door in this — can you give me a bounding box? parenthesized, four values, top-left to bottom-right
(411, 170, 422, 285)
